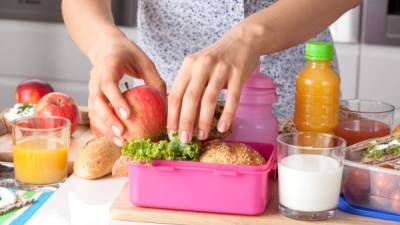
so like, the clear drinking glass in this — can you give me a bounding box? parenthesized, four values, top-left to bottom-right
(11, 116, 70, 191)
(277, 132, 346, 221)
(334, 99, 395, 146)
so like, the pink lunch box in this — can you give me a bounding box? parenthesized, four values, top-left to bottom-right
(127, 142, 276, 215)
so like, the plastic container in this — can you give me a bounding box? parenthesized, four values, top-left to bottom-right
(128, 142, 276, 215)
(225, 63, 279, 145)
(341, 158, 400, 215)
(293, 41, 340, 133)
(339, 195, 400, 222)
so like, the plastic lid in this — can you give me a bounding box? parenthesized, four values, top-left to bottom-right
(305, 41, 333, 61)
(338, 195, 400, 222)
(240, 62, 277, 104)
(244, 63, 275, 89)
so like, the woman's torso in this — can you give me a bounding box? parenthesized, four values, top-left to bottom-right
(136, 0, 337, 119)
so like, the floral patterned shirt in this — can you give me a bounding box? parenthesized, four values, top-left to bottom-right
(135, 0, 338, 119)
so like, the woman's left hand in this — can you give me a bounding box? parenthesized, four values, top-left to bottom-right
(167, 24, 265, 143)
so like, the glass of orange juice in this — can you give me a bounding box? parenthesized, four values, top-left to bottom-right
(334, 99, 395, 146)
(11, 116, 70, 190)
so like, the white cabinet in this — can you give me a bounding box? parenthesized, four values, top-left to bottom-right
(0, 19, 137, 110)
(358, 44, 400, 107)
(334, 43, 360, 99)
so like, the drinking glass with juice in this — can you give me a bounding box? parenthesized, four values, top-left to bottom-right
(11, 117, 70, 189)
(294, 41, 339, 134)
(334, 99, 394, 146)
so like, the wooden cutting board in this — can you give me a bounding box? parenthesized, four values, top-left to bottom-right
(109, 180, 399, 225)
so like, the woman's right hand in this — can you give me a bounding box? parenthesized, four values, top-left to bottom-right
(87, 31, 166, 146)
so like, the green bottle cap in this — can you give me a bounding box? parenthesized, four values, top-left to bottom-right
(305, 41, 333, 61)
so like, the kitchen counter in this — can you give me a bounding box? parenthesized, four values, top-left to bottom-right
(27, 175, 162, 225)
(27, 174, 400, 225)
(20, 115, 400, 224)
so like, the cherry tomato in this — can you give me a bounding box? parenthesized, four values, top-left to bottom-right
(342, 168, 370, 202)
(371, 172, 396, 198)
(390, 188, 400, 213)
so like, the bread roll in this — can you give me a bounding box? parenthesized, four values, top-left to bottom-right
(112, 156, 128, 177)
(74, 136, 121, 179)
(199, 140, 266, 166)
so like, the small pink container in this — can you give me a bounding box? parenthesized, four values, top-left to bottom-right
(225, 63, 279, 145)
(128, 142, 276, 215)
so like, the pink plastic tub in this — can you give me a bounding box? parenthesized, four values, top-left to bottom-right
(128, 142, 276, 215)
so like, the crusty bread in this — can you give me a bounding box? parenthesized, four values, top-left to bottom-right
(74, 136, 121, 179)
(199, 140, 266, 166)
(112, 156, 128, 177)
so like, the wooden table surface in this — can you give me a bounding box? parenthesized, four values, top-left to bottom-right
(109, 179, 399, 225)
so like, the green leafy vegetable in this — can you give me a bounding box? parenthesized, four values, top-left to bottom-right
(16, 103, 33, 114)
(122, 132, 200, 164)
(363, 138, 400, 159)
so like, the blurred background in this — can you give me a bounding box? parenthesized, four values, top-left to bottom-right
(0, 0, 399, 110)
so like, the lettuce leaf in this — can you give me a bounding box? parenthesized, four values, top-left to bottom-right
(122, 132, 200, 164)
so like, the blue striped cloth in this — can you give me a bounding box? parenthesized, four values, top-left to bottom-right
(0, 191, 53, 225)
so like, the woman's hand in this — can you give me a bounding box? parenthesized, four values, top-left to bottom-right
(167, 24, 264, 143)
(88, 32, 166, 146)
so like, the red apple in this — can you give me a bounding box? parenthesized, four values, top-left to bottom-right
(16, 79, 54, 104)
(121, 85, 167, 141)
(35, 92, 80, 134)
(391, 188, 400, 213)
(371, 172, 397, 198)
(342, 167, 370, 202)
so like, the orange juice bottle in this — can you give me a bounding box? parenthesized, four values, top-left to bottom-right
(294, 41, 339, 133)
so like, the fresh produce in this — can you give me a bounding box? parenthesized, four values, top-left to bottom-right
(35, 92, 80, 134)
(391, 189, 400, 213)
(122, 132, 200, 164)
(343, 133, 400, 214)
(370, 172, 397, 197)
(16, 79, 54, 104)
(120, 85, 167, 141)
(342, 167, 370, 202)
(361, 136, 400, 168)
(74, 136, 121, 180)
(394, 124, 400, 134)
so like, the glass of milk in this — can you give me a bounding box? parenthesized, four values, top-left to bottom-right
(277, 132, 346, 220)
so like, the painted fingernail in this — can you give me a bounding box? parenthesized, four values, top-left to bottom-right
(112, 125, 121, 137)
(198, 130, 205, 140)
(217, 122, 227, 133)
(180, 130, 189, 143)
(118, 107, 128, 120)
(113, 137, 123, 147)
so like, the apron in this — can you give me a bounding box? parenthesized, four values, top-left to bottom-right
(136, 0, 338, 119)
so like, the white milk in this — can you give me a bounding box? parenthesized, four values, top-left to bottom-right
(278, 154, 343, 212)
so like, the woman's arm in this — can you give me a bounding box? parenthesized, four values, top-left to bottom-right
(62, 0, 165, 146)
(62, 0, 121, 56)
(240, 0, 362, 55)
(167, 0, 362, 143)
